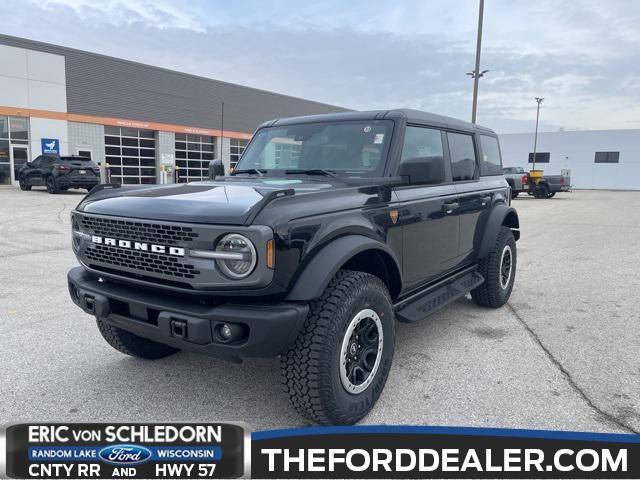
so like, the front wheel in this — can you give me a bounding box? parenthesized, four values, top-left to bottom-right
(19, 178, 31, 191)
(281, 270, 395, 425)
(471, 226, 517, 308)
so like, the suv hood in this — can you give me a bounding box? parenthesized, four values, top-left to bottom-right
(77, 179, 337, 224)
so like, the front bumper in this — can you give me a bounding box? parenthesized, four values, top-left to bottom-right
(67, 266, 309, 360)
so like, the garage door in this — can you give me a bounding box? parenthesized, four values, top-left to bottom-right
(175, 134, 215, 182)
(104, 127, 156, 184)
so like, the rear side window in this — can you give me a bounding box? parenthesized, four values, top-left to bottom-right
(479, 135, 503, 176)
(447, 132, 477, 181)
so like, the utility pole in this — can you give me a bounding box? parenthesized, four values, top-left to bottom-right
(467, 0, 486, 124)
(220, 101, 225, 138)
(532, 97, 544, 171)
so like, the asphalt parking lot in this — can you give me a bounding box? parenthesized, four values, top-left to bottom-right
(1, 186, 638, 433)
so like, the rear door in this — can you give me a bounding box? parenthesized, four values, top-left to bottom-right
(452, 133, 505, 262)
(448, 131, 487, 261)
(394, 125, 460, 289)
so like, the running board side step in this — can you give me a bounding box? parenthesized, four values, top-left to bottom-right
(394, 271, 485, 323)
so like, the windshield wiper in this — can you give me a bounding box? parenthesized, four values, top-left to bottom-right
(231, 168, 266, 177)
(285, 169, 337, 178)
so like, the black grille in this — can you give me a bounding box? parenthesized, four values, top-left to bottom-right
(80, 215, 199, 245)
(85, 244, 201, 279)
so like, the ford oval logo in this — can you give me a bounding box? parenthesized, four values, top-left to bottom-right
(98, 444, 152, 465)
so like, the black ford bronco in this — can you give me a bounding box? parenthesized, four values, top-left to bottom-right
(67, 109, 519, 425)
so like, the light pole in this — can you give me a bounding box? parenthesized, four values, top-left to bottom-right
(532, 97, 544, 171)
(467, 0, 486, 124)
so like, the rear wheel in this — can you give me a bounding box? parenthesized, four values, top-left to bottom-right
(46, 176, 59, 194)
(471, 226, 516, 308)
(546, 191, 556, 198)
(281, 270, 395, 425)
(97, 318, 179, 359)
(511, 191, 519, 198)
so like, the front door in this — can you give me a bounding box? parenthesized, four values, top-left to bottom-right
(395, 126, 460, 289)
(10, 145, 29, 186)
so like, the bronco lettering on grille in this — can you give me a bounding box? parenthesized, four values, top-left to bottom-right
(91, 235, 185, 257)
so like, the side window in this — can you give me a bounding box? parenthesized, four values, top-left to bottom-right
(448, 132, 477, 182)
(399, 126, 446, 185)
(31, 155, 42, 168)
(479, 135, 503, 176)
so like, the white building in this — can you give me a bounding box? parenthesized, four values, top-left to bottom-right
(499, 130, 640, 190)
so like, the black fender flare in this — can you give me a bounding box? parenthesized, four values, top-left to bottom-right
(285, 235, 402, 301)
(477, 205, 520, 259)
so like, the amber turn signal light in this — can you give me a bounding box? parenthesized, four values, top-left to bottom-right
(266, 239, 275, 269)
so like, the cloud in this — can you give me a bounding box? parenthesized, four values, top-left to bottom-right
(2, 0, 640, 133)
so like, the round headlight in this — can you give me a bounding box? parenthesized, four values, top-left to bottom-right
(215, 233, 257, 279)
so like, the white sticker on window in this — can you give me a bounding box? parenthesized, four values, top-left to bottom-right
(374, 133, 384, 144)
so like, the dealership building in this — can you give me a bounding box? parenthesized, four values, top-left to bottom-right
(499, 129, 640, 190)
(0, 34, 347, 187)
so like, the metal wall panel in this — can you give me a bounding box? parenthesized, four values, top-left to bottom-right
(0, 34, 349, 134)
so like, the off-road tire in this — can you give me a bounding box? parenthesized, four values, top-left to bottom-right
(97, 318, 179, 359)
(46, 176, 59, 194)
(281, 270, 395, 425)
(546, 192, 556, 198)
(534, 183, 549, 199)
(471, 226, 516, 308)
(19, 178, 31, 191)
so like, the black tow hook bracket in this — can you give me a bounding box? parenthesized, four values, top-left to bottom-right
(170, 319, 188, 339)
(84, 295, 95, 313)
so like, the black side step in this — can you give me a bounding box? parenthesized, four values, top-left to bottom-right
(395, 271, 484, 323)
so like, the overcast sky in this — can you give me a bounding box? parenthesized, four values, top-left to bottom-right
(2, 0, 640, 133)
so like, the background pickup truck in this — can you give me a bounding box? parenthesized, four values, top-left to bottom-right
(503, 167, 571, 198)
(503, 167, 528, 198)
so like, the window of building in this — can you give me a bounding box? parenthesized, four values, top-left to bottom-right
(479, 135, 503, 176)
(274, 142, 302, 168)
(104, 126, 156, 184)
(448, 132, 477, 181)
(594, 151, 619, 163)
(175, 134, 215, 182)
(528, 152, 550, 163)
(230, 138, 248, 170)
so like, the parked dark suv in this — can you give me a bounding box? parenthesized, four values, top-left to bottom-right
(19, 154, 100, 193)
(67, 109, 520, 425)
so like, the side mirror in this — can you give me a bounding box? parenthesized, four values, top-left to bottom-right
(208, 159, 225, 179)
(398, 155, 445, 185)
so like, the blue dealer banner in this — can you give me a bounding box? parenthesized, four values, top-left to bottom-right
(41, 138, 60, 155)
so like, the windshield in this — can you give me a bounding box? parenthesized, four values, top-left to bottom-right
(234, 120, 393, 177)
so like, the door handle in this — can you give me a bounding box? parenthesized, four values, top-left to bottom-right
(442, 202, 459, 214)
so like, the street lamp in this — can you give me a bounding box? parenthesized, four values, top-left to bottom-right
(532, 97, 544, 171)
(468, 0, 486, 124)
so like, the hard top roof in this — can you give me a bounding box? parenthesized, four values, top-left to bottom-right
(264, 108, 496, 135)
